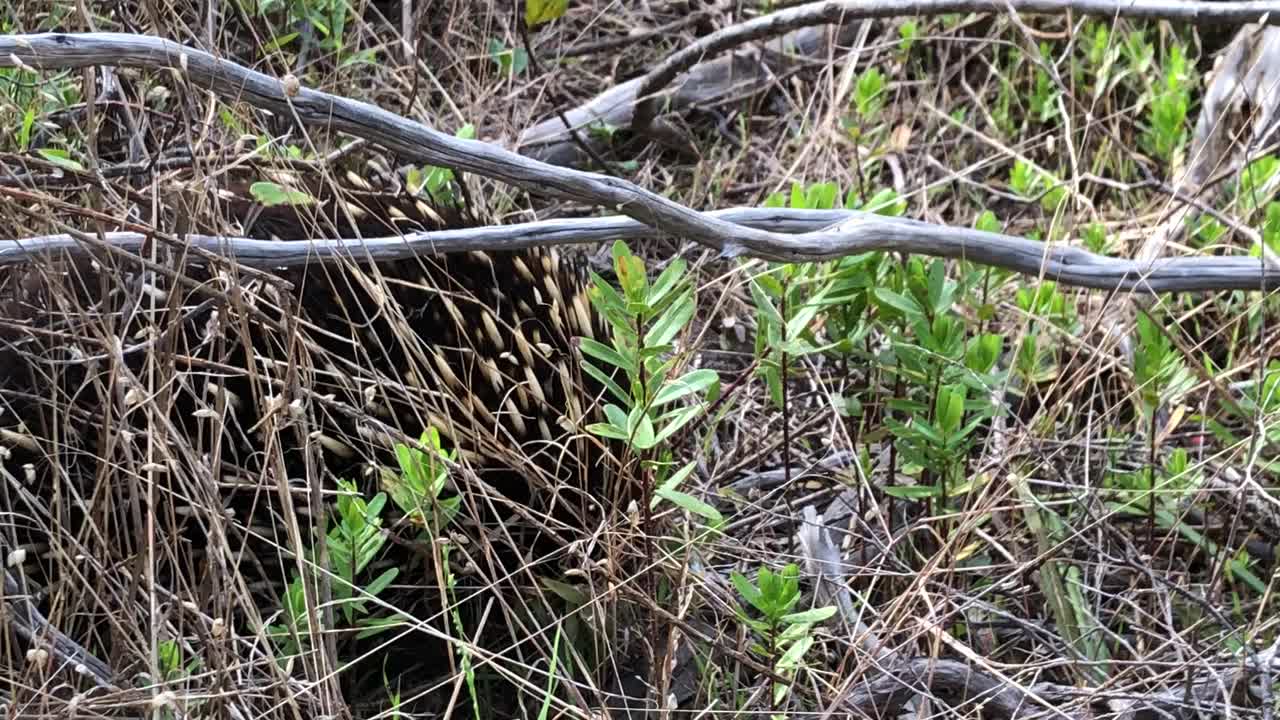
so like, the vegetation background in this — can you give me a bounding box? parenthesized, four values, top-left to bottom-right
(0, 1, 1278, 719)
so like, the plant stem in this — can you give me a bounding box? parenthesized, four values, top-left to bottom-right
(780, 280, 792, 488)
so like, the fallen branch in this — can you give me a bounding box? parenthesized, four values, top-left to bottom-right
(1, 207, 1276, 293)
(1, 32, 1279, 294)
(519, 18, 860, 165)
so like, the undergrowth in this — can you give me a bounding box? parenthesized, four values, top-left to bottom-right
(0, 2, 1277, 719)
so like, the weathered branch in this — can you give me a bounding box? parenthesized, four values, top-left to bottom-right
(0, 32, 1277, 295)
(519, 19, 860, 165)
(0, 207, 1275, 293)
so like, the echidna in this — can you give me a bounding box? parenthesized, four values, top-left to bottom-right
(0, 158, 621, 705)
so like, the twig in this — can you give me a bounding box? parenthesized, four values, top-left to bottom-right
(1, 567, 117, 690)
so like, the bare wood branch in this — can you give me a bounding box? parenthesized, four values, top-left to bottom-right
(2, 206, 1277, 294)
(519, 20, 860, 165)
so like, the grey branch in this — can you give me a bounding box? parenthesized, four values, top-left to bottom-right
(1, 32, 1278, 293)
(2, 569, 116, 689)
(1, 207, 1276, 293)
(519, 20, 860, 165)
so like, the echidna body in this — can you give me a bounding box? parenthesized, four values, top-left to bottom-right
(0, 166, 615, 609)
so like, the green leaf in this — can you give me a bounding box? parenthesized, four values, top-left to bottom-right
(777, 620, 815, 646)
(157, 639, 183, 676)
(365, 567, 398, 599)
(762, 365, 784, 409)
(965, 333, 1003, 374)
(365, 492, 387, 521)
(645, 290, 695, 347)
(883, 484, 942, 499)
(652, 369, 718, 407)
(804, 182, 839, 210)
(578, 337, 635, 374)
(526, 0, 569, 26)
(581, 359, 631, 405)
(776, 634, 815, 671)
(604, 403, 629, 429)
(974, 210, 1002, 233)
(731, 572, 765, 614)
(250, 181, 314, 207)
(935, 385, 966, 435)
(586, 422, 630, 440)
(613, 241, 648, 299)
(653, 461, 698, 507)
(262, 31, 299, 52)
(628, 408, 656, 449)
(927, 259, 947, 310)
(354, 616, 402, 639)
(874, 288, 923, 319)
(37, 148, 85, 173)
(781, 606, 837, 625)
(790, 182, 807, 209)
(784, 291, 831, 343)
(750, 276, 784, 328)
(652, 405, 702, 446)
(654, 487, 724, 526)
(646, 258, 687, 308)
(587, 271, 628, 316)
(540, 577, 588, 606)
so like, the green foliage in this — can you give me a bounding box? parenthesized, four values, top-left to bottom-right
(1253, 202, 1280, 259)
(255, 0, 360, 59)
(269, 428, 464, 660)
(874, 259, 1003, 487)
(751, 262, 840, 408)
(1, 65, 80, 152)
(884, 382, 987, 486)
(1009, 159, 1067, 213)
(139, 639, 205, 719)
(157, 639, 201, 682)
(1015, 281, 1076, 332)
(762, 180, 906, 217)
(1192, 214, 1227, 248)
(1211, 361, 1280, 451)
(1131, 311, 1195, 423)
(730, 564, 835, 707)
(1141, 44, 1191, 162)
(582, 242, 716, 452)
(250, 180, 315, 207)
(1236, 155, 1280, 213)
(653, 460, 725, 530)
(1010, 281, 1075, 387)
(407, 124, 477, 208)
(1082, 223, 1111, 255)
(526, 0, 569, 26)
(1086, 22, 1110, 68)
(898, 21, 919, 54)
(384, 427, 461, 535)
(853, 67, 886, 121)
(488, 38, 529, 76)
(268, 479, 396, 658)
(1122, 29, 1154, 75)
(1029, 44, 1059, 124)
